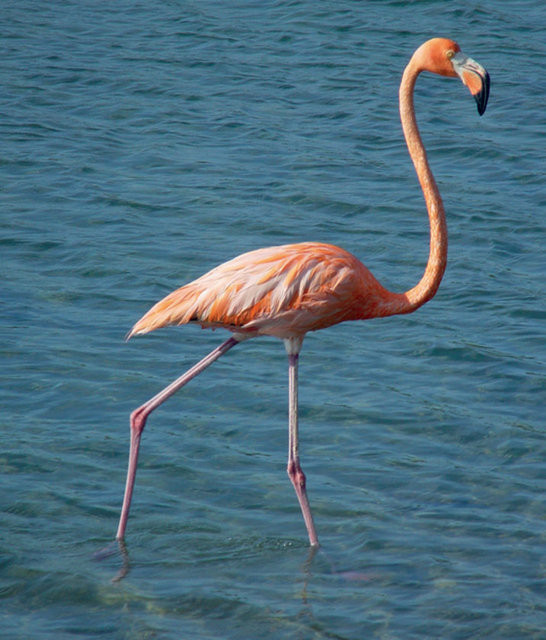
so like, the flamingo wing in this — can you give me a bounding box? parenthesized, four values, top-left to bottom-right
(128, 242, 385, 339)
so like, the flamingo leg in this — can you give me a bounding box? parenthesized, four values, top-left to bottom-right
(116, 336, 239, 540)
(286, 346, 320, 547)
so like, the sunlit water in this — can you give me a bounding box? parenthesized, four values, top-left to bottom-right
(1, 1, 545, 638)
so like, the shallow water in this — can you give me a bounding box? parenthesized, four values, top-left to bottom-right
(1, 1, 545, 638)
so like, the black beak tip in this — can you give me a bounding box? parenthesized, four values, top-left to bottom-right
(475, 70, 490, 116)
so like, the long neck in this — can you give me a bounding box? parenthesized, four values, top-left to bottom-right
(382, 58, 448, 315)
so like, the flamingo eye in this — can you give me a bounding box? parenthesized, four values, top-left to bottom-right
(446, 50, 455, 59)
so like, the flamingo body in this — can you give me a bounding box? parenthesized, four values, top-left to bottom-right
(129, 242, 401, 340)
(115, 38, 490, 546)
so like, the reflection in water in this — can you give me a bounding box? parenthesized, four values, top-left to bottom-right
(95, 537, 374, 587)
(94, 540, 130, 583)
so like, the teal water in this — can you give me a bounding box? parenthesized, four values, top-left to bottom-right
(1, 1, 545, 638)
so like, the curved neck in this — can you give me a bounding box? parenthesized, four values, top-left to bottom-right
(381, 57, 448, 316)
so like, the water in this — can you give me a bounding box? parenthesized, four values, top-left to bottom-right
(1, 1, 544, 637)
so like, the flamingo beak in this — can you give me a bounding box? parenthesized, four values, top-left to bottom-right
(451, 52, 490, 115)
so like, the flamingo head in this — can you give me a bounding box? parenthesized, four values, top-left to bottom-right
(413, 38, 490, 115)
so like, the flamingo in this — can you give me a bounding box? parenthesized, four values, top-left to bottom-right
(115, 38, 489, 546)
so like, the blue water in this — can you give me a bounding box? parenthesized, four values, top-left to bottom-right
(1, 1, 545, 637)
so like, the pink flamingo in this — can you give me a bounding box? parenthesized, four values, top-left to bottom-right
(116, 38, 489, 546)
